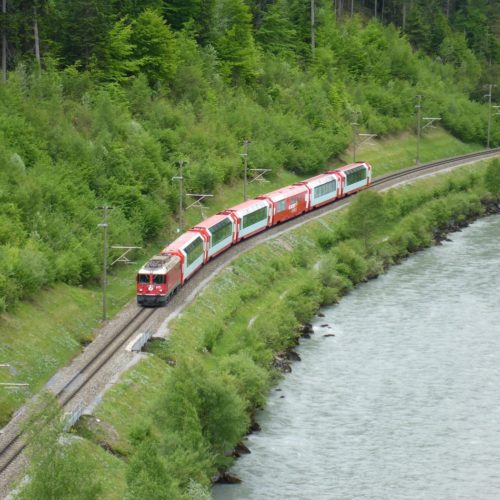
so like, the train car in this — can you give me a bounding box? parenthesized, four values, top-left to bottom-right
(136, 254, 182, 306)
(161, 231, 205, 284)
(332, 162, 372, 196)
(257, 184, 309, 225)
(220, 199, 271, 241)
(294, 172, 342, 209)
(191, 213, 236, 262)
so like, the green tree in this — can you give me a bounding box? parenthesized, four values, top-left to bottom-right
(17, 392, 102, 499)
(346, 190, 387, 250)
(131, 9, 179, 85)
(484, 159, 500, 198)
(211, 0, 261, 83)
(92, 18, 138, 83)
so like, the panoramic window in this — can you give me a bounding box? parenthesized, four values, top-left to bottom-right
(314, 180, 336, 198)
(210, 218, 232, 247)
(276, 200, 286, 213)
(185, 236, 204, 266)
(345, 166, 367, 185)
(242, 207, 267, 229)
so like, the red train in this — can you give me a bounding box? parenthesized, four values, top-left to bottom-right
(136, 162, 372, 306)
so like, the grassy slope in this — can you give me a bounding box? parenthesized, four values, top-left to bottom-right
(0, 128, 482, 427)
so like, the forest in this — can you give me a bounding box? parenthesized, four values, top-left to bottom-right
(0, 0, 498, 311)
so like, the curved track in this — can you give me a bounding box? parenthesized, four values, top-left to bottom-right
(0, 307, 157, 477)
(0, 147, 499, 486)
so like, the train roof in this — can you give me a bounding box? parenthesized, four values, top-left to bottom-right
(192, 213, 233, 230)
(295, 172, 339, 189)
(161, 230, 203, 254)
(257, 183, 308, 202)
(138, 254, 180, 274)
(331, 162, 368, 173)
(220, 198, 269, 217)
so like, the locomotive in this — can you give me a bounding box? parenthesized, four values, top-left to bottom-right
(136, 162, 372, 306)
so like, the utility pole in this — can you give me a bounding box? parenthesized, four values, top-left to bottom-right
(2, 0, 6, 82)
(172, 160, 186, 232)
(415, 94, 422, 164)
(97, 206, 112, 322)
(33, 5, 41, 73)
(485, 84, 497, 149)
(351, 0, 354, 17)
(311, 0, 316, 55)
(351, 111, 360, 162)
(241, 140, 250, 201)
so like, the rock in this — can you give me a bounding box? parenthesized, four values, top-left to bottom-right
(301, 332, 311, 339)
(249, 419, 261, 432)
(298, 323, 313, 335)
(320, 324, 330, 328)
(280, 395, 285, 399)
(215, 472, 242, 484)
(323, 334, 335, 338)
(232, 441, 251, 457)
(317, 312, 325, 318)
(286, 350, 301, 362)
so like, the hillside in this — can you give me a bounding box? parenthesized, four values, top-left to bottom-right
(0, 0, 499, 311)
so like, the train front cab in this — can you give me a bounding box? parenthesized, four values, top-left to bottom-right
(136, 254, 182, 306)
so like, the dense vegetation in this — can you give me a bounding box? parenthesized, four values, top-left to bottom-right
(18, 160, 500, 499)
(0, 0, 498, 311)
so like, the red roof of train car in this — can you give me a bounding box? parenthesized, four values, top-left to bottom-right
(192, 213, 232, 230)
(257, 184, 308, 202)
(161, 230, 201, 254)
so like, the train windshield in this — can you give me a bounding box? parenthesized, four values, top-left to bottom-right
(137, 274, 150, 284)
(153, 275, 166, 285)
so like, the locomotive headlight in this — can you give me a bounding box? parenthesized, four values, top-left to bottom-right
(148, 285, 154, 291)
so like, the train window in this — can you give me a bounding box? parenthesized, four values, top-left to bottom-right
(185, 236, 204, 266)
(314, 180, 336, 198)
(210, 218, 232, 246)
(345, 166, 366, 185)
(242, 207, 267, 229)
(138, 274, 150, 284)
(153, 275, 166, 285)
(276, 200, 286, 213)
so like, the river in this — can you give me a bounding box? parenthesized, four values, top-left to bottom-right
(213, 214, 500, 500)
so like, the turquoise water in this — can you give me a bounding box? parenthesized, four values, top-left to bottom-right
(213, 215, 500, 500)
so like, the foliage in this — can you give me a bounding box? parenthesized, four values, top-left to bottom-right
(484, 159, 500, 197)
(16, 392, 102, 499)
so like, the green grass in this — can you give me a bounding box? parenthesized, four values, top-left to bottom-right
(0, 128, 483, 428)
(342, 127, 482, 175)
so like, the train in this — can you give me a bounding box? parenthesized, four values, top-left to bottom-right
(136, 161, 373, 306)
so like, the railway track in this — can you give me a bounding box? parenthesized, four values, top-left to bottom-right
(0, 306, 157, 478)
(0, 147, 499, 489)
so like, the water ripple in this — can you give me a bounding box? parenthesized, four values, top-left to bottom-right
(214, 215, 500, 500)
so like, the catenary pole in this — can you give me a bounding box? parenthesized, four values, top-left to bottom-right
(2, 0, 6, 82)
(416, 94, 422, 164)
(97, 206, 112, 322)
(311, 0, 315, 55)
(242, 140, 250, 201)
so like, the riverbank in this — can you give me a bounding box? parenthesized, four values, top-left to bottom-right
(47, 159, 499, 498)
